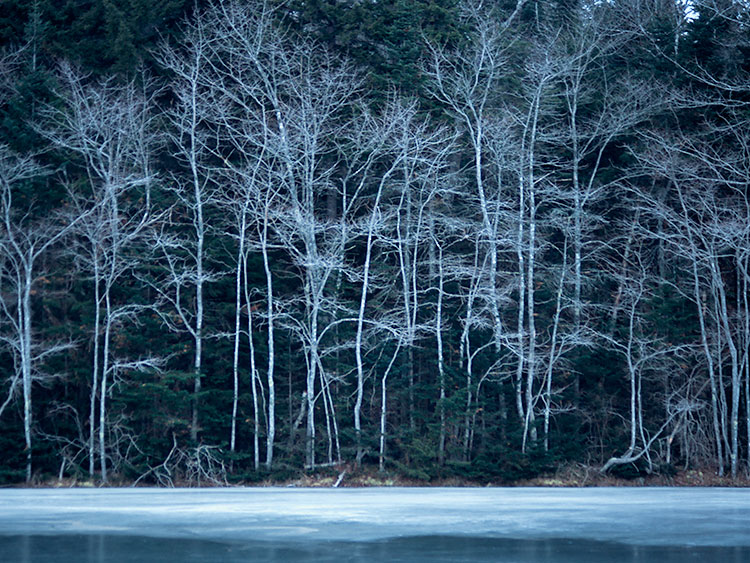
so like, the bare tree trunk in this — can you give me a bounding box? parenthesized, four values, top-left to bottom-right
(522, 91, 541, 453)
(609, 211, 640, 333)
(353, 205, 379, 466)
(306, 298, 319, 469)
(321, 370, 334, 465)
(396, 188, 416, 432)
(261, 216, 275, 469)
(741, 251, 750, 472)
(515, 169, 526, 423)
(460, 240, 480, 461)
(434, 236, 446, 466)
(99, 286, 112, 483)
(326, 376, 342, 464)
(676, 184, 724, 475)
(472, 127, 504, 379)
(230, 212, 245, 454)
(99, 184, 121, 484)
(242, 250, 260, 470)
(601, 274, 648, 473)
(22, 269, 32, 483)
(570, 107, 583, 404)
(379, 344, 401, 472)
(354, 164, 394, 465)
(544, 241, 567, 452)
(89, 271, 101, 476)
(379, 363, 388, 472)
(191, 187, 205, 444)
(712, 254, 741, 478)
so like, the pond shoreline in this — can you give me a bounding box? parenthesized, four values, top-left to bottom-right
(6, 463, 749, 489)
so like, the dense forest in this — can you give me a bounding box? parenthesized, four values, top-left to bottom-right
(1, 0, 750, 485)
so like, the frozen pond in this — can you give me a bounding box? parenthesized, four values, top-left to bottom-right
(1, 487, 749, 562)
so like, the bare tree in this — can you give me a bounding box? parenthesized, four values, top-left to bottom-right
(154, 15, 222, 443)
(346, 98, 455, 465)
(599, 243, 690, 473)
(633, 108, 750, 477)
(349, 102, 405, 467)
(423, 1, 511, 416)
(0, 147, 81, 482)
(206, 1, 362, 468)
(39, 64, 159, 481)
(205, 0, 285, 469)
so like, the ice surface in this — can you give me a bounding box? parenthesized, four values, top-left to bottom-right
(0, 487, 748, 547)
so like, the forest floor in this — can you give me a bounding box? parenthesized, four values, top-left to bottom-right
(513, 464, 748, 488)
(281, 464, 749, 488)
(27, 463, 749, 488)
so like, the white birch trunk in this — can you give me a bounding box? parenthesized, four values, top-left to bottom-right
(261, 213, 275, 469)
(88, 268, 101, 476)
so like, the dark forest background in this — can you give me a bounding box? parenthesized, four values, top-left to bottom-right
(1, 0, 750, 485)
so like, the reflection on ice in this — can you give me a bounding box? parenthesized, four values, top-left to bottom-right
(3, 534, 750, 563)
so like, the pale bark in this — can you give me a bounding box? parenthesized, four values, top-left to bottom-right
(0, 149, 84, 482)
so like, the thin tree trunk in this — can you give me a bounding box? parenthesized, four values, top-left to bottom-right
(89, 270, 101, 476)
(460, 237, 481, 461)
(741, 252, 750, 472)
(354, 216, 376, 466)
(354, 174, 390, 465)
(326, 376, 342, 463)
(306, 299, 319, 469)
(100, 186, 120, 484)
(261, 215, 275, 469)
(189, 55, 205, 445)
(676, 182, 724, 476)
(712, 254, 741, 478)
(230, 216, 245, 454)
(515, 169, 526, 423)
(544, 241, 567, 452)
(472, 128, 503, 375)
(321, 371, 334, 465)
(99, 287, 112, 484)
(435, 238, 446, 466)
(522, 93, 541, 452)
(461, 302, 474, 462)
(242, 251, 260, 471)
(22, 267, 33, 483)
(379, 345, 401, 472)
(569, 85, 583, 404)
